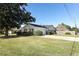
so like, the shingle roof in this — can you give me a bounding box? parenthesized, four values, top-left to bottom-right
(56, 24, 69, 31)
(30, 24, 46, 28)
(43, 25, 56, 30)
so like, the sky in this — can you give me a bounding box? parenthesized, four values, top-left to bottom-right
(26, 3, 79, 27)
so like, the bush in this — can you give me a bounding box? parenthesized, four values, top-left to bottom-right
(17, 31, 33, 36)
(65, 32, 71, 35)
(0, 31, 4, 35)
(48, 32, 55, 35)
(46, 31, 56, 35)
(34, 30, 43, 36)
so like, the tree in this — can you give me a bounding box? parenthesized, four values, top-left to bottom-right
(71, 27, 79, 32)
(61, 23, 71, 30)
(0, 3, 36, 37)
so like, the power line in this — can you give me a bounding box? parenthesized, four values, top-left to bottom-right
(64, 4, 72, 20)
(64, 4, 77, 29)
(64, 4, 76, 56)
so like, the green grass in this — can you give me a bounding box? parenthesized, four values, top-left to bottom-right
(0, 36, 79, 56)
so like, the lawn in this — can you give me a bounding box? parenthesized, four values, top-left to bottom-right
(0, 36, 79, 56)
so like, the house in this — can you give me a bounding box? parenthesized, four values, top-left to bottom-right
(17, 23, 47, 35)
(17, 23, 56, 35)
(56, 23, 75, 35)
(56, 23, 69, 31)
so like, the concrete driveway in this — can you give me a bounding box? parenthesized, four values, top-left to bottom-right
(41, 35, 79, 42)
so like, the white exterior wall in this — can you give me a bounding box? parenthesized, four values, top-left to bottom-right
(33, 27, 46, 35)
(29, 25, 46, 35)
(19, 24, 47, 35)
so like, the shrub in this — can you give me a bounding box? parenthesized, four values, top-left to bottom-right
(34, 30, 43, 36)
(47, 32, 53, 35)
(46, 31, 56, 35)
(65, 32, 71, 35)
(0, 31, 4, 35)
(17, 31, 33, 36)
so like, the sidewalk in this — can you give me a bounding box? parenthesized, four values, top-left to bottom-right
(41, 35, 79, 42)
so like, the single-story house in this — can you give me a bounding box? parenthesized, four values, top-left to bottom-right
(17, 23, 46, 35)
(17, 23, 56, 35)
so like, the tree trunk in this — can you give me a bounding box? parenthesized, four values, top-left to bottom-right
(5, 27, 9, 37)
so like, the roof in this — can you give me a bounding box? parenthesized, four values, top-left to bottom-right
(56, 24, 69, 31)
(20, 23, 56, 30)
(43, 25, 56, 30)
(30, 24, 46, 28)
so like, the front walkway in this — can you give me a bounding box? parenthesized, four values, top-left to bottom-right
(41, 35, 79, 42)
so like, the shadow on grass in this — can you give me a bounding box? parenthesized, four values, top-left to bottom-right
(0, 35, 18, 39)
(0, 34, 33, 39)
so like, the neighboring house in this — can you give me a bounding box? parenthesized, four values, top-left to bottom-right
(17, 23, 56, 35)
(56, 24, 69, 31)
(11, 28, 18, 32)
(56, 24, 75, 35)
(0, 27, 18, 35)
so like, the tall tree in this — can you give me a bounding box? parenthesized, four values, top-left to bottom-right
(0, 3, 36, 37)
(61, 23, 71, 30)
(71, 27, 79, 32)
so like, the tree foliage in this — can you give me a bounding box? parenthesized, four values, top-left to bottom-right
(61, 23, 79, 34)
(61, 23, 71, 30)
(0, 3, 36, 37)
(71, 27, 79, 32)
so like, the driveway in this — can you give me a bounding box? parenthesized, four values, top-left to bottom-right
(41, 35, 79, 42)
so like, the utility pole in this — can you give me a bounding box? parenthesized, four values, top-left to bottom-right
(74, 18, 77, 35)
(64, 4, 77, 56)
